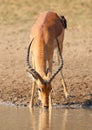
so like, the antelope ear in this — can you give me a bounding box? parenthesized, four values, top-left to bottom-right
(60, 16, 67, 29)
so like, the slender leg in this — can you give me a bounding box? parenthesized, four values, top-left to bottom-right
(30, 81, 35, 107)
(60, 71, 69, 98)
(30, 55, 36, 107)
(47, 57, 53, 109)
(49, 93, 52, 109)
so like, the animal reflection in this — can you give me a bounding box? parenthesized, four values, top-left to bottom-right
(29, 108, 68, 130)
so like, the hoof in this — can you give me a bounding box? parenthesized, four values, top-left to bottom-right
(65, 93, 71, 99)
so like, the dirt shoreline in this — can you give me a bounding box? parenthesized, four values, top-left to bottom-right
(0, 99, 92, 109)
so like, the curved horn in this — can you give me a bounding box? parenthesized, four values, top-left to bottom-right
(26, 38, 63, 85)
(26, 38, 46, 84)
(47, 38, 63, 83)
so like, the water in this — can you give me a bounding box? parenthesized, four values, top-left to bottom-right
(0, 105, 92, 130)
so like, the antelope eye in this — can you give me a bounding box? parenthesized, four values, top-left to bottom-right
(38, 88, 42, 92)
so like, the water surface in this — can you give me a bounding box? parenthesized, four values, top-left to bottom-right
(0, 105, 92, 130)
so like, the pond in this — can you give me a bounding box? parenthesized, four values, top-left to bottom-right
(0, 104, 92, 130)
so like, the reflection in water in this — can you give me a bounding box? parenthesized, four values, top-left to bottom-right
(30, 109, 49, 130)
(30, 108, 68, 130)
(30, 108, 92, 130)
(39, 109, 50, 130)
(30, 108, 50, 130)
(0, 105, 92, 130)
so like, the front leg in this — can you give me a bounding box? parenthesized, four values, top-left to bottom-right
(49, 93, 52, 109)
(30, 81, 35, 107)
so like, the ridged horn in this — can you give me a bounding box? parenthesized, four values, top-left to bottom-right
(47, 38, 63, 83)
(26, 38, 63, 85)
(26, 38, 46, 84)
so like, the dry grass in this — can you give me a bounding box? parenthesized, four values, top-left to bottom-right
(0, 0, 92, 29)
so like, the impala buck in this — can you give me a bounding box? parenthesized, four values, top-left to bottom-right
(26, 11, 69, 108)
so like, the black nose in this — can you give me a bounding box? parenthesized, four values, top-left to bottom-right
(44, 106, 48, 109)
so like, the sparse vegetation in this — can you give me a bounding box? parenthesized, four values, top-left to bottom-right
(0, 0, 92, 29)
